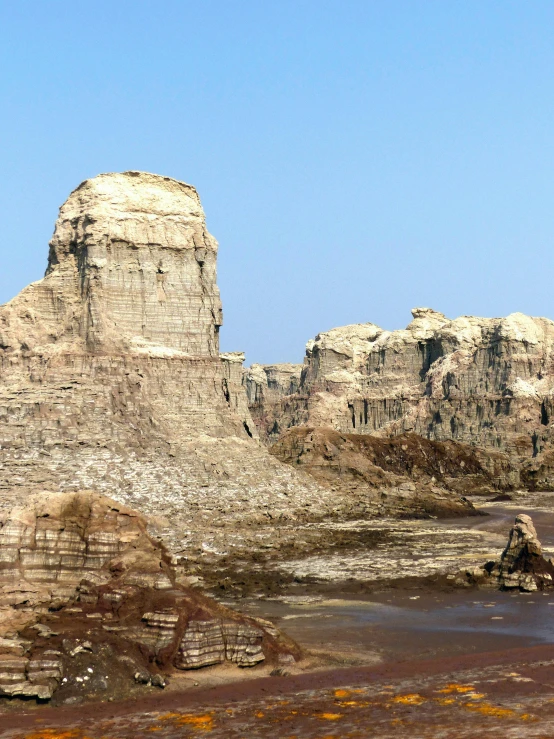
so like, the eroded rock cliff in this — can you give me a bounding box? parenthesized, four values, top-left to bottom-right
(0, 174, 480, 563)
(245, 308, 554, 485)
(0, 172, 345, 555)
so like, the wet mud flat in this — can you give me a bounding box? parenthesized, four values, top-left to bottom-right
(4, 644, 554, 737)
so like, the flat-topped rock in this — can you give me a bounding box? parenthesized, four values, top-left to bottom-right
(1, 171, 221, 356)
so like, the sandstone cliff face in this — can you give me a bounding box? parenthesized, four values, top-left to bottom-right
(0, 173, 345, 552)
(1, 172, 222, 356)
(0, 175, 479, 558)
(245, 308, 554, 473)
(0, 492, 297, 702)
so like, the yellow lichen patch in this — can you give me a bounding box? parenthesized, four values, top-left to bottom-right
(255, 712, 265, 718)
(337, 700, 371, 707)
(316, 713, 343, 721)
(463, 702, 516, 719)
(391, 693, 426, 705)
(465, 692, 486, 701)
(437, 683, 476, 694)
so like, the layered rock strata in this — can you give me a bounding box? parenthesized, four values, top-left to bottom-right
(245, 308, 554, 485)
(0, 172, 346, 553)
(0, 492, 297, 701)
(0, 174, 480, 557)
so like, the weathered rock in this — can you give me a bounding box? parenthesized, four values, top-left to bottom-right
(269, 427, 511, 517)
(0, 171, 348, 557)
(466, 513, 554, 591)
(0, 492, 299, 702)
(245, 308, 554, 484)
(2, 172, 223, 356)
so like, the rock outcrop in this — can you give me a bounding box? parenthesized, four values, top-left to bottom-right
(0, 492, 297, 702)
(0, 175, 481, 560)
(464, 513, 554, 592)
(270, 428, 514, 518)
(245, 308, 554, 486)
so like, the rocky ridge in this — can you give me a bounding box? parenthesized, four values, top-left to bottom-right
(270, 427, 513, 518)
(245, 307, 554, 487)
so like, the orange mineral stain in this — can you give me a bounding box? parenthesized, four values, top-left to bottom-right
(317, 712, 343, 721)
(438, 683, 476, 694)
(157, 711, 215, 731)
(334, 689, 351, 699)
(391, 693, 426, 705)
(463, 702, 516, 719)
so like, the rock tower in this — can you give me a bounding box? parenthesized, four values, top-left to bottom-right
(0, 172, 333, 551)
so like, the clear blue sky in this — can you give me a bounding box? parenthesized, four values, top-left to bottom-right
(1, 1, 553, 364)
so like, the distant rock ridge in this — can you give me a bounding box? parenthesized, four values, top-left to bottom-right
(244, 307, 554, 487)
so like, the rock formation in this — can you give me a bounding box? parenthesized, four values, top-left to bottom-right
(463, 513, 554, 592)
(0, 171, 346, 555)
(245, 308, 554, 487)
(270, 428, 513, 518)
(0, 174, 482, 564)
(0, 492, 297, 702)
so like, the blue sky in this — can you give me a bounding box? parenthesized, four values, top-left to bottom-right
(0, 1, 553, 363)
